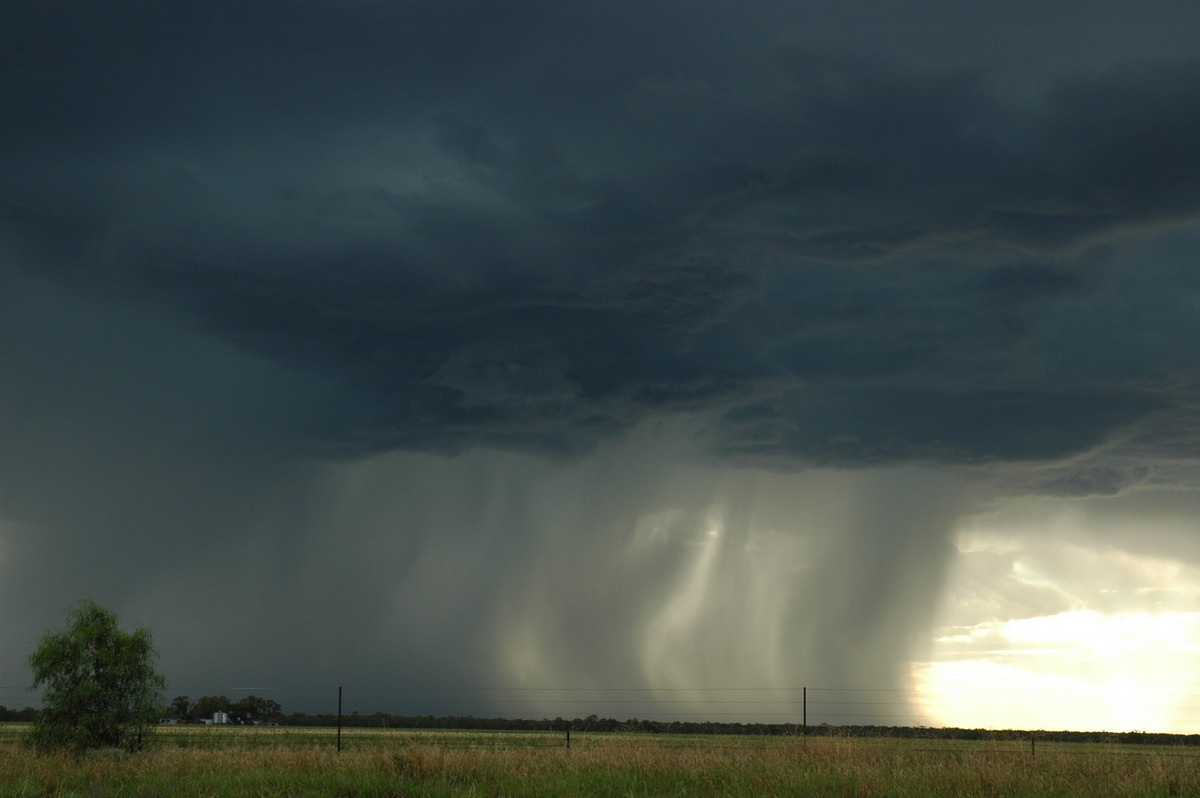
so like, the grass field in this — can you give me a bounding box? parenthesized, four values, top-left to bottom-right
(3, 723, 1200, 796)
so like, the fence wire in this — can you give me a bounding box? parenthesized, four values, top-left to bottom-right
(7, 683, 1200, 740)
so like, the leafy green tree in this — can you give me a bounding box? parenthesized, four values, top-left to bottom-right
(28, 600, 167, 752)
(168, 695, 193, 721)
(191, 695, 232, 722)
(232, 695, 282, 725)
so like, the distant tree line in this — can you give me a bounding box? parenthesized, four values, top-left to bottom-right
(13, 690, 1200, 747)
(167, 695, 283, 725)
(0, 706, 38, 722)
(270, 712, 1200, 745)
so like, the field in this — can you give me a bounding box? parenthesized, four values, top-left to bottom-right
(3, 723, 1200, 796)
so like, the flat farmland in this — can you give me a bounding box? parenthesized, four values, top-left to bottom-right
(2, 723, 1200, 796)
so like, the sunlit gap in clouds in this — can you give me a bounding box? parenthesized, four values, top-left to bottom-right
(911, 499, 1200, 733)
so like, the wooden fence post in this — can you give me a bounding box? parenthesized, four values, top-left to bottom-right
(803, 686, 807, 749)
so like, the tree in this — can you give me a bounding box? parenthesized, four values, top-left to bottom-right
(232, 695, 282, 725)
(191, 695, 232, 722)
(28, 600, 167, 753)
(168, 695, 194, 722)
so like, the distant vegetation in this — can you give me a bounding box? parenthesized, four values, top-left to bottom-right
(166, 694, 283, 725)
(14, 694, 1200, 748)
(202, 706, 1200, 747)
(287, 713, 1200, 746)
(0, 706, 36, 723)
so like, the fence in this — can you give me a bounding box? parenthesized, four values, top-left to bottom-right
(6, 683, 1200, 739)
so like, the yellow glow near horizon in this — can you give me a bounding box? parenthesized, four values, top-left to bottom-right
(910, 507, 1200, 733)
(912, 610, 1200, 732)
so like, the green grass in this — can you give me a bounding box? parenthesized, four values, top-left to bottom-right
(3, 724, 1200, 796)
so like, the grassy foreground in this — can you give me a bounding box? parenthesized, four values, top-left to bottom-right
(2, 724, 1200, 796)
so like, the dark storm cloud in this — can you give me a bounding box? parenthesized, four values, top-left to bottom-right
(3, 2, 1200, 485)
(6, 0, 1200, 721)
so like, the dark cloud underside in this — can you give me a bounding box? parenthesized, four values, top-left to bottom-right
(7, 5, 1200, 465)
(4, 0, 1200, 716)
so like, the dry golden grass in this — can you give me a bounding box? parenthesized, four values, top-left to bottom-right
(2, 725, 1199, 796)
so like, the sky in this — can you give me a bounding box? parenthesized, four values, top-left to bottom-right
(4, 1, 1200, 731)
